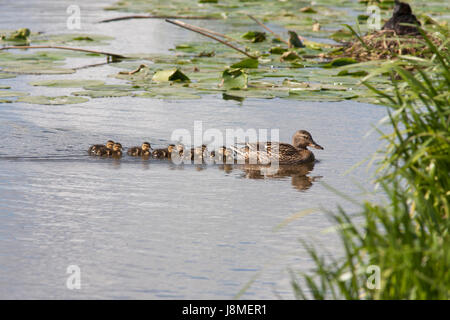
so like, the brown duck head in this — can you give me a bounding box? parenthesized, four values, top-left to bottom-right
(292, 130, 323, 150)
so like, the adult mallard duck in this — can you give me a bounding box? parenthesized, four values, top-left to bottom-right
(232, 130, 323, 165)
(127, 142, 151, 156)
(88, 140, 114, 155)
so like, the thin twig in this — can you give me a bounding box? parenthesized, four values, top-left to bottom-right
(247, 14, 289, 46)
(180, 23, 238, 43)
(99, 15, 218, 23)
(166, 19, 258, 59)
(0, 45, 128, 59)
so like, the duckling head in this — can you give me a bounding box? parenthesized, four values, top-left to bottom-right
(142, 142, 151, 151)
(292, 130, 323, 150)
(167, 144, 175, 154)
(113, 143, 123, 152)
(106, 140, 115, 149)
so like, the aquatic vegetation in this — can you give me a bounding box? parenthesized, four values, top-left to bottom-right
(291, 28, 450, 299)
(17, 95, 89, 105)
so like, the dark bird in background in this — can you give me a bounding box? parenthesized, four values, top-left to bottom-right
(382, 0, 421, 35)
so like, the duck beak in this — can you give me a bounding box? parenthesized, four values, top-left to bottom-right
(309, 140, 324, 150)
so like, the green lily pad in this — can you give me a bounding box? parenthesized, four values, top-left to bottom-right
(0, 99, 12, 103)
(83, 84, 137, 91)
(0, 90, 28, 97)
(280, 51, 301, 61)
(29, 80, 105, 88)
(337, 70, 369, 77)
(323, 58, 358, 68)
(0, 72, 16, 79)
(0, 85, 11, 89)
(300, 6, 317, 13)
(269, 47, 288, 54)
(221, 68, 248, 90)
(241, 31, 266, 43)
(17, 95, 89, 105)
(1, 28, 30, 41)
(72, 90, 132, 98)
(230, 58, 258, 69)
(152, 68, 190, 82)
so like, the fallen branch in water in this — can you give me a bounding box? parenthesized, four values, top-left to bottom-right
(118, 64, 148, 75)
(247, 14, 289, 46)
(0, 45, 128, 59)
(165, 19, 258, 59)
(99, 15, 218, 23)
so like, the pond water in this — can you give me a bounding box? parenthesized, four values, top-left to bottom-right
(0, 0, 387, 299)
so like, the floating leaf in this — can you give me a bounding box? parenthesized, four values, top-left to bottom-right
(230, 58, 258, 69)
(152, 68, 190, 82)
(300, 6, 317, 13)
(337, 70, 368, 77)
(29, 80, 105, 88)
(0, 72, 16, 79)
(323, 58, 358, 68)
(0, 90, 28, 97)
(269, 47, 288, 54)
(72, 90, 132, 98)
(17, 95, 89, 105)
(0, 85, 11, 89)
(280, 51, 301, 62)
(221, 68, 248, 90)
(241, 31, 266, 43)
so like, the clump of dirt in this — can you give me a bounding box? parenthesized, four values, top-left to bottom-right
(342, 30, 443, 61)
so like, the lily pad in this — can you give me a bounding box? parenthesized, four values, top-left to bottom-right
(300, 6, 317, 13)
(29, 80, 105, 88)
(72, 90, 132, 98)
(0, 72, 16, 79)
(17, 95, 89, 105)
(0, 90, 28, 97)
(323, 58, 358, 68)
(269, 47, 288, 54)
(280, 51, 301, 62)
(230, 58, 258, 69)
(152, 69, 190, 82)
(241, 31, 266, 43)
(221, 68, 248, 90)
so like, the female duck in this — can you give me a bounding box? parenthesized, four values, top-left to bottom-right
(232, 130, 323, 165)
(127, 142, 151, 156)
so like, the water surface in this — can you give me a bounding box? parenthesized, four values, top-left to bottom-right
(0, 0, 386, 299)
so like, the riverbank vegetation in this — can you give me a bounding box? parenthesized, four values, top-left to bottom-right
(291, 27, 449, 299)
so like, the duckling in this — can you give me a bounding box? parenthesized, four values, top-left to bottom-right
(190, 144, 207, 161)
(152, 144, 176, 159)
(110, 142, 123, 158)
(152, 148, 168, 159)
(127, 142, 151, 156)
(231, 130, 323, 165)
(88, 140, 114, 155)
(210, 146, 234, 163)
(382, 1, 421, 35)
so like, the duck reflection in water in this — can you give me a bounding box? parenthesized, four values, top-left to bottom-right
(217, 161, 322, 192)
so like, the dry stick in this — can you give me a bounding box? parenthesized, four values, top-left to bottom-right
(0, 45, 127, 59)
(166, 19, 258, 59)
(181, 23, 238, 43)
(247, 14, 289, 46)
(99, 15, 218, 23)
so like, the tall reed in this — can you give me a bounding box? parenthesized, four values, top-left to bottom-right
(293, 27, 449, 299)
